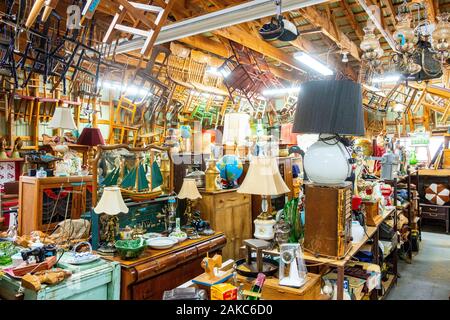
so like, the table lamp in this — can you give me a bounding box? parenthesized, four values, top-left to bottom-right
(292, 79, 365, 185)
(94, 186, 129, 255)
(77, 127, 105, 172)
(178, 178, 202, 226)
(48, 106, 78, 153)
(222, 112, 250, 156)
(238, 156, 290, 240)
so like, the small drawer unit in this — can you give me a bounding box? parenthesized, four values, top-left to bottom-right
(420, 204, 449, 233)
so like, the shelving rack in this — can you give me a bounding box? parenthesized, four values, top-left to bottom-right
(248, 206, 397, 300)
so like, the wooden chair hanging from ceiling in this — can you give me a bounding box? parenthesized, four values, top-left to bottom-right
(52, 17, 102, 97)
(108, 96, 140, 147)
(189, 50, 228, 97)
(0, 0, 19, 90)
(362, 85, 387, 114)
(17, 10, 64, 89)
(135, 45, 171, 122)
(103, 0, 176, 58)
(135, 45, 174, 146)
(277, 93, 297, 124)
(219, 41, 272, 107)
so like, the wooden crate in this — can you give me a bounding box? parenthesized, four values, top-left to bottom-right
(237, 273, 321, 300)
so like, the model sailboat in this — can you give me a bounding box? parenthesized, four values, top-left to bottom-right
(101, 156, 163, 201)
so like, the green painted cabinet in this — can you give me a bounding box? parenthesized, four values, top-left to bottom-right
(0, 256, 120, 300)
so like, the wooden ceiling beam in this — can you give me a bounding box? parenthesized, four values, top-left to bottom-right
(355, 0, 396, 51)
(340, 0, 364, 41)
(424, 0, 436, 23)
(299, 6, 361, 61)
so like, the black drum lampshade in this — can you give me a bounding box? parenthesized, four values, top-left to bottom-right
(292, 79, 365, 136)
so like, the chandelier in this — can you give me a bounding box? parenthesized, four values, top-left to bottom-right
(432, 13, 450, 61)
(360, 23, 384, 71)
(360, 0, 448, 80)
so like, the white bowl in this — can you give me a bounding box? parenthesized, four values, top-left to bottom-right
(146, 237, 178, 250)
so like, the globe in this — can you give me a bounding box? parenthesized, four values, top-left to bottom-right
(179, 125, 192, 139)
(216, 155, 243, 186)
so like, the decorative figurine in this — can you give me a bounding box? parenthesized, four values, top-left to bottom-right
(11, 137, 22, 159)
(0, 137, 9, 159)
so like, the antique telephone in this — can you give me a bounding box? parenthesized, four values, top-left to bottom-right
(278, 243, 306, 288)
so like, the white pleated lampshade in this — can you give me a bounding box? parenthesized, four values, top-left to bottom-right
(48, 107, 77, 130)
(94, 186, 129, 215)
(222, 112, 250, 146)
(238, 157, 290, 196)
(178, 178, 202, 200)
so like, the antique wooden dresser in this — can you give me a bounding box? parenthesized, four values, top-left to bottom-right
(103, 232, 226, 300)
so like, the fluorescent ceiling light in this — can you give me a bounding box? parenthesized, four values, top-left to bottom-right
(206, 67, 230, 78)
(98, 80, 151, 97)
(262, 87, 301, 97)
(372, 74, 401, 83)
(294, 52, 333, 76)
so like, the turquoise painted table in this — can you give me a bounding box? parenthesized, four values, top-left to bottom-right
(0, 255, 120, 300)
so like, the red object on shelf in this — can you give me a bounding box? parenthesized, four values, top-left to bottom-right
(352, 195, 363, 211)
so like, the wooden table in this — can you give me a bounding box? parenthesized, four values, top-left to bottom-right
(102, 232, 226, 300)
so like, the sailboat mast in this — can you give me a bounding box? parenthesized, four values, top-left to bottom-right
(135, 157, 139, 191)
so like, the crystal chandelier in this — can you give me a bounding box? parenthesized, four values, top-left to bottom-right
(366, 0, 447, 80)
(393, 13, 417, 55)
(360, 23, 384, 70)
(432, 13, 450, 61)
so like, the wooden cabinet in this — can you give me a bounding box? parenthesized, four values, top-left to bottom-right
(18, 176, 93, 235)
(196, 189, 252, 260)
(0, 255, 120, 300)
(103, 233, 226, 300)
(303, 182, 353, 259)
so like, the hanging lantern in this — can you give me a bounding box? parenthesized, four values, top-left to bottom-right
(360, 24, 384, 66)
(393, 14, 417, 54)
(432, 13, 450, 60)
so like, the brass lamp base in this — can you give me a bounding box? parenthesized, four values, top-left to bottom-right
(256, 210, 274, 220)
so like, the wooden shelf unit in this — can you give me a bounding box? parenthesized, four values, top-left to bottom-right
(244, 207, 397, 300)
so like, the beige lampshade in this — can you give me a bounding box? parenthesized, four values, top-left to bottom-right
(238, 157, 290, 196)
(222, 112, 250, 146)
(94, 186, 129, 215)
(178, 178, 202, 200)
(48, 107, 77, 130)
